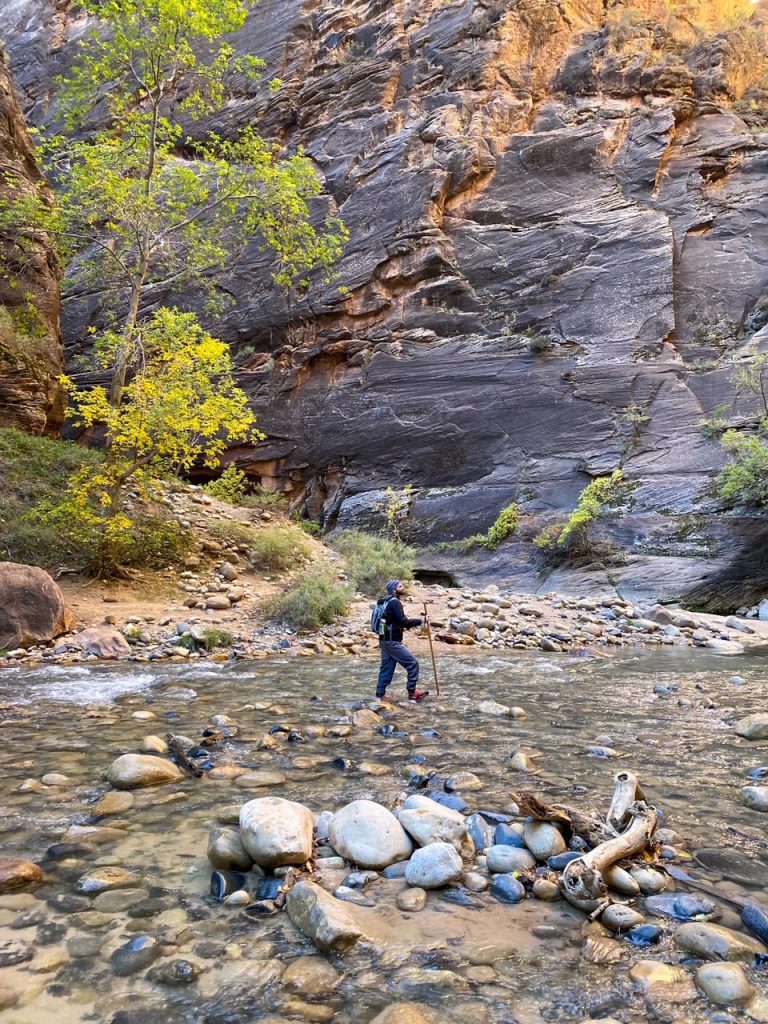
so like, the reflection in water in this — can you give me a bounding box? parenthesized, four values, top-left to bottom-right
(1, 647, 767, 1023)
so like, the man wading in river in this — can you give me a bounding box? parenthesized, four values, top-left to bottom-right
(376, 579, 429, 702)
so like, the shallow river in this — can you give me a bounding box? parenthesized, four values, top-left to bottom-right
(2, 646, 768, 1024)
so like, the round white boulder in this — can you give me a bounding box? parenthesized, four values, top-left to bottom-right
(240, 797, 314, 868)
(405, 842, 463, 889)
(330, 800, 413, 869)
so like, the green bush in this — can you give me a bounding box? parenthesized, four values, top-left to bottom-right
(292, 514, 322, 537)
(0, 427, 101, 567)
(716, 430, 768, 508)
(208, 519, 260, 549)
(332, 530, 415, 596)
(199, 627, 233, 650)
(240, 485, 288, 510)
(264, 567, 352, 630)
(250, 525, 310, 571)
(204, 465, 248, 504)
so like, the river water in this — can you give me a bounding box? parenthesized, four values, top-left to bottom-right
(1, 646, 768, 1023)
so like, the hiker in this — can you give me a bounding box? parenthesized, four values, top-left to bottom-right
(376, 579, 429, 702)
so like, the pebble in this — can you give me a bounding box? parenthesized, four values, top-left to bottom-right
(532, 878, 561, 901)
(147, 959, 201, 986)
(601, 904, 646, 932)
(396, 888, 427, 912)
(75, 866, 140, 895)
(110, 934, 160, 976)
(490, 874, 526, 903)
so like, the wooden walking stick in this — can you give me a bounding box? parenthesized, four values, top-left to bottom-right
(422, 602, 440, 696)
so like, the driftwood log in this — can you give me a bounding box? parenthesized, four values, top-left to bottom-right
(606, 770, 646, 832)
(560, 799, 658, 909)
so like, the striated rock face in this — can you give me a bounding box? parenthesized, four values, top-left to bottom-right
(2, 1, 768, 605)
(0, 51, 63, 435)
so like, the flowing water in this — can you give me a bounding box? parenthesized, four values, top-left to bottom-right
(2, 646, 768, 1024)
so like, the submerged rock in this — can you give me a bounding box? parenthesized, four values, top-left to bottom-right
(675, 921, 768, 963)
(735, 714, 768, 740)
(0, 859, 43, 894)
(240, 797, 314, 868)
(281, 955, 340, 999)
(286, 880, 366, 953)
(106, 754, 183, 790)
(110, 934, 160, 976)
(741, 786, 768, 812)
(75, 866, 140, 895)
(330, 800, 413, 870)
(369, 1004, 433, 1024)
(695, 962, 755, 1006)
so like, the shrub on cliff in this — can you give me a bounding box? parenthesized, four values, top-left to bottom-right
(332, 531, 415, 596)
(263, 567, 352, 630)
(535, 471, 626, 564)
(716, 430, 768, 509)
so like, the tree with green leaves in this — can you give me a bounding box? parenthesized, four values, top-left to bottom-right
(0, 0, 348, 574)
(2, 0, 347, 410)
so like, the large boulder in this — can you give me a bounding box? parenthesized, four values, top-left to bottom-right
(71, 626, 131, 660)
(329, 800, 413, 870)
(398, 795, 474, 858)
(106, 754, 183, 790)
(239, 797, 314, 868)
(286, 880, 366, 952)
(0, 562, 74, 648)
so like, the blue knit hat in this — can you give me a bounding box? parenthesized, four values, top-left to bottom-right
(386, 579, 401, 596)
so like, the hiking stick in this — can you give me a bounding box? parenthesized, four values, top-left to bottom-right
(422, 602, 440, 696)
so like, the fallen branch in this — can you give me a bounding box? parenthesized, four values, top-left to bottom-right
(166, 733, 203, 778)
(560, 800, 658, 907)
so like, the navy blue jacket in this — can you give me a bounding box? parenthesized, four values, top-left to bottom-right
(382, 597, 421, 643)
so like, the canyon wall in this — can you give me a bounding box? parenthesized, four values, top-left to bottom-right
(0, 49, 63, 435)
(1, 0, 767, 605)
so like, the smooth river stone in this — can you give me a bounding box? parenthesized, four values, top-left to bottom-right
(207, 827, 253, 871)
(523, 821, 566, 861)
(675, 921, 768, 962)
(405, 843, 463, 889)
(286, 880, 365, 953)
(485, 845, 535, 873)
(240, 797, 314, 868)
(0, 859, 43, 894)
(695, 962, 755, 1005)
(106, 753, 183, 790)
(92, 790, 135, 817)
(110, 934, 160, 976)
(75, 866, 140, 894)
(695, 848, 768, 887)
(330, 800, 413, 870)
(603, 865, 640, 896)
(369, 1004, 433, 1024)
(398, 797, 473, 857)
(602, 904, 645, 932)
(281, 955, 340, 998)
(735, 714, 768, 740)
(741, 786, 768, 812)
(397, 888, 427, 912)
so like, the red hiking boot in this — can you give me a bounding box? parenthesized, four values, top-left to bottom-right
(408, 689, 429, 702)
